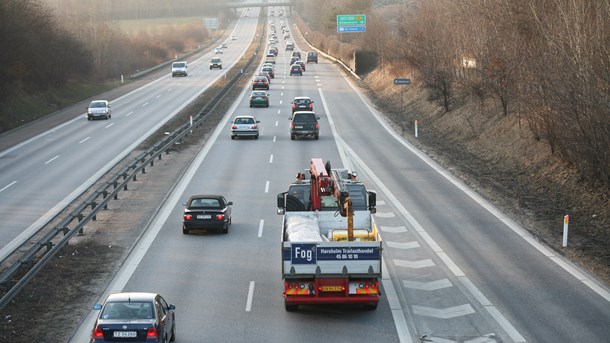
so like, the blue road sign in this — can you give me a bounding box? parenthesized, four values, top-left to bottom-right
(394, 78, 411, 85)
(337, 25, 366, 33)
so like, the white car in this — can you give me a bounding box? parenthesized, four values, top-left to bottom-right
(231, 115, 260, 139)
(214, 47, 223, 54)
(230, 35, 237, 40)
(87, 100, 111, 120)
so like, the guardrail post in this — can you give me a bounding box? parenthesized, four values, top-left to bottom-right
(77, 213, 85, 236)
(58, 227, 68, 236)
(142, 166, 146, 174)
(132, 173, 137, 181)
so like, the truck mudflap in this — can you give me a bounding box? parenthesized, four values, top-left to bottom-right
(283, 277, 380, 310)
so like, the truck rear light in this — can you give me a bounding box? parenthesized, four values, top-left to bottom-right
(216, 214, 225, 220)
(146, 327, 158, 338)
(184, 214, 192, 221)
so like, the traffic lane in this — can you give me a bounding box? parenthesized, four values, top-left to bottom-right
(120, 84, 398, 343)
(318, 64, 610, 341)
(0, 17, 261, 251)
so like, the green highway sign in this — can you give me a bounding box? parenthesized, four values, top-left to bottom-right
(337, 14, 366, 26)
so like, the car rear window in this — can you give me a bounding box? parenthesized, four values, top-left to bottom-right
(173, 62, 186, 68)
(293, 113, 316, 122)
(190, 198, 221, 208)
(90, 101, 106, 108)
(102, 302, 154, 320)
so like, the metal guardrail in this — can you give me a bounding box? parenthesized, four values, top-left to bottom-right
(0, 25, 265, 311)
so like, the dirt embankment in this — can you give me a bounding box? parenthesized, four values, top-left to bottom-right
(358, 66, 610, 284)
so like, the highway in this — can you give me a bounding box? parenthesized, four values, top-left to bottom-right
(0, 10, 260, 261)
(6, 5, 610, 343)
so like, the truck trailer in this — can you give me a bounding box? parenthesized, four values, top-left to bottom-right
(277, 158, 382, 311)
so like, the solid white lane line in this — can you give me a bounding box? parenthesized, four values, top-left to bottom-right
(45, 155, 59, 165)
(79, 137, 90, 144)
(265, 181, 270, 193)
(258, 219, 264, 238)
(105, 123, 115, 129)
(246, 281, 255, 312)
(269, 154, 273, 163)
(0, 181, 17, 193)
(126, 111, 134, 117)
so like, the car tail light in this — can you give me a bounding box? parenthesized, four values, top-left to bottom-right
(93, 326, 104, 338)
(251, 125, 258, 129)
(147, 327, 158, 338)
(292, 104, 296, 109)
(216, 214, 225, 220)
(308, 104, 313, 109)
(231, 125, 237, 129)
(184, 214, 193, 221)
(315, 123, 319, 129)
(291, 123, 295, 129)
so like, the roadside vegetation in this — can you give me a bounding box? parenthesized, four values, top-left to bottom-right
(0, 0, 233, 133)
(295, 0, 609, 280)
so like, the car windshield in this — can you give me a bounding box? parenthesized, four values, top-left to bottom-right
(90, 102, 106, 108)
(101, 301, 154, 320)
(173, 63, 186, 68)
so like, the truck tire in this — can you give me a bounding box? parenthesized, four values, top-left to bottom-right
(284, 303, 298, 311)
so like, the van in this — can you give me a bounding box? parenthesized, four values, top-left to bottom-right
(307, 51, 318, 63)
(286, 42, 294, 51)
(171, 61, 188, 77)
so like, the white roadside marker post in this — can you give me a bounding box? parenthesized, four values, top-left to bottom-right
(415, 120, 419, 138)
(562, 215, 569, 247)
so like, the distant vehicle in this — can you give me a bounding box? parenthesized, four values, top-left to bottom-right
(231, 115, 260, 140)
(250, 90, 270, 108)
(295, 60, 306, 71)
(292, 51, 301, 59)
(214, 47, 223, 54)
(286, 41, 294, 50)
(209, 57, 222, 70)
(290, 57, 299, 66)
(87, 100, 111, 120)
(265, 53, 276, 64)
(91, 292, 176, 343)
(289, 111, 319, 140)
(182, 194, 233, 233)
(269, 47, 278, 56)
(231, 35, 237, 40)
(252, 76, 270, 90)
(290, 64, 303, 76)
(261, 66, 275, 78)
(291, 96, 314, 113)
(257, 71, 272, 83)
(171, 61, 188, 77)
(307, 51, 318, 63)
(221, 42, 228, 48)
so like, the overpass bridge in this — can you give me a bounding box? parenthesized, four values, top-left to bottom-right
(226, 0, 296, 14)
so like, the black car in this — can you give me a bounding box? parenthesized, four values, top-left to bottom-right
(252, 76, 270, 90)
(182, 194, 232, 234)
(290, 111, 319, 140)
(290, 64, 303, 76)
(91, 292, 176, 343)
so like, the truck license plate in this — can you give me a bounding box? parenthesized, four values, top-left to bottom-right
(114, 331, 137, 338)
(321, 286, 342, 292)
(197, 214, 211, 219)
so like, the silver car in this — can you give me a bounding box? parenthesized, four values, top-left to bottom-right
(87, 100, 111, 120)
(231, 115, 260, 140)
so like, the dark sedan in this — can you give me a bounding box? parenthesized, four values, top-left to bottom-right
(182, 194, 232, 234)
(91, 292, 176, 343)
(290, 64, 303, 76)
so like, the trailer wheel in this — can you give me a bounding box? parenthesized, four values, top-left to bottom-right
(284, 303, 298, 311)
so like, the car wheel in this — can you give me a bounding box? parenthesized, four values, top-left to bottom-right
(314, 134, 319, 140)
(255, 134, 259, 139)
(291, 134, 295, 140)
(108, 114, 111, 119)
(266, 104, 269, 108)
(105, 114, 109, 120)
(231, 135, 235, 140)
(182, 225, 189, 234)
(222, 223, 228, 234)
(250, 104, 253, 108)
(285, 303, 298, 311)
(363, 303, 378, 311)
(87, 117, 91, 121)
(170, 321, 176, 342)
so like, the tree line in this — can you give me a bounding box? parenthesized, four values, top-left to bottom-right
(296, 0, 609, 187)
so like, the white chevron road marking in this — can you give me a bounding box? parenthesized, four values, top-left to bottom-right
(413, 304, 475, 319)
(403, 279, 452, 291)
(394, 259, 435, 269)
